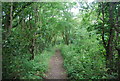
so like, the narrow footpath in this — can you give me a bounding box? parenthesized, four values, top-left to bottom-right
(45, 50, 67, 79)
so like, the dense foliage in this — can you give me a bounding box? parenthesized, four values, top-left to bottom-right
(2, 2, 120, 80)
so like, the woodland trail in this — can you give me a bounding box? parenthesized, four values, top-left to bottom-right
(45, 50, 67, 79)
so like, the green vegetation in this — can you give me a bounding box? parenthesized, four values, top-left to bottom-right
(2, 2, 120, 80)
(3, 46, 54, 79)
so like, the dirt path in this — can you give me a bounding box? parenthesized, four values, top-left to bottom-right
(45, 50, 67, 79)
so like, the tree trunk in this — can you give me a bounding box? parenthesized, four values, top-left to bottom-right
(105, 3, 115, 74)
(101, 3, 115, 73)
(62, 28, 69, 45)
(29, 39, 35, 60)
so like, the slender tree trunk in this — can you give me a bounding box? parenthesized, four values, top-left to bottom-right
(3, 3, 13, 40)
(30, 39, 35, 60)
(65, 33, 69, 45)
(29, 5, 39, 60)
(10, 2, 13, 29)
(62, 29, 69, 45)
(8, 2, 13, 35)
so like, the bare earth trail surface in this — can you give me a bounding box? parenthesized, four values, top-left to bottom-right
(45, 50, 67, 79)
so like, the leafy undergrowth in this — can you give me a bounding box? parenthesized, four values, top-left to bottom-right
(54, 28, 118, 80)
(61, 44, 107, 79)
(2, 48, 54, 79)
(55, 43, 118, 80)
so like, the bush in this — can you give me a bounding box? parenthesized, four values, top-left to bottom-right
(2, 48, 54, 79)
(60, 44, 107, 79)
(56, 30, 108, 79)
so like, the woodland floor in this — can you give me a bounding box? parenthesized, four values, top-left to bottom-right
(45, 50, 67, 79)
